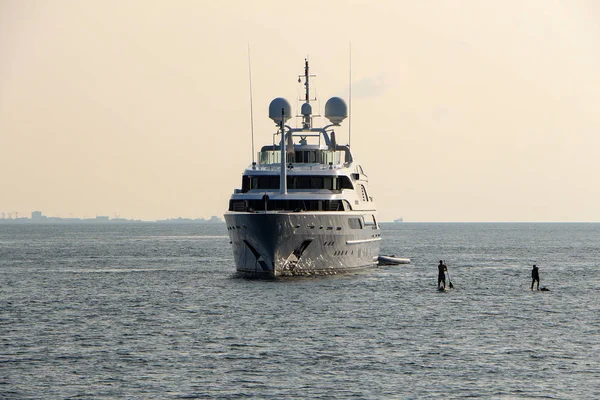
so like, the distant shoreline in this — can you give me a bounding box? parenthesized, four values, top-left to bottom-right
(0, 216, 224, 224)
(0, 220, 224, 224)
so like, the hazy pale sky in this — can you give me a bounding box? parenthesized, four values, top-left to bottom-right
(1, 0, 599, 222)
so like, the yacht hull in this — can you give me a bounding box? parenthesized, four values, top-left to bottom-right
(224, 212, 381, 278)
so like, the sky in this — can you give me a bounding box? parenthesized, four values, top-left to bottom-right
(1, 0, 599, 222)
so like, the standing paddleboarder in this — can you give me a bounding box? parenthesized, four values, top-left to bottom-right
(437, 260, 447, 290)
(531, 264, 540, 290)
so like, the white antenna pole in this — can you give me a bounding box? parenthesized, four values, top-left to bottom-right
(349, 42, 352, 148)
(279, 109, 287, 195)
(248, 43, 256, 166)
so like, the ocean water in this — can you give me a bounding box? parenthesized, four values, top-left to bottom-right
(1, 222, 599, 399)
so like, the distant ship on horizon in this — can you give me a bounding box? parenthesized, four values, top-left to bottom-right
(394, 217, 404, 223)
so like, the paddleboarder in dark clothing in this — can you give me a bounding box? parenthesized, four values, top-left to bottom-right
(438, 260, 447, 289)
(531, 264, 540, 290)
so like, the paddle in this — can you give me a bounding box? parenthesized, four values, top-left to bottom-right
(444, 261, 454, 289)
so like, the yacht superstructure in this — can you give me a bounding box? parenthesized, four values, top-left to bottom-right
(224, 60, 381, 277)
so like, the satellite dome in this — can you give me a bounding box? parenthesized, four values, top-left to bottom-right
(301, 102, 312, 116)
(324, 97, 347, 125)
(269, 97, 292, 124)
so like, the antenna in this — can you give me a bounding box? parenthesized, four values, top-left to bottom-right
(279, 108, 287, 195)
(349, 42, 352, 148)
(298, 57, 317, 129)
(247, 43, 256, 167)
(304, 58, 310, 103)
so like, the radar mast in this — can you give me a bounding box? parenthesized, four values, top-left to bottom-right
(299, 58, 316, 130)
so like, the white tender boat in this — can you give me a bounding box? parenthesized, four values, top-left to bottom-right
(377, 255, 411, 266)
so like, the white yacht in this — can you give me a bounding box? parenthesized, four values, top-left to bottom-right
(224, 60, 381, 278)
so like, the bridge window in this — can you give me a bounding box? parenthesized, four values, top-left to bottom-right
(229, 199, 347, 212)
(294, 151, 318, 163)
(241, 175, 354, 192)
(310, 177, 323, 189)
(339, 176, 353, 189)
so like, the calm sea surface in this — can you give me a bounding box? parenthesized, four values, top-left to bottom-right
(1, 223, 599, 399)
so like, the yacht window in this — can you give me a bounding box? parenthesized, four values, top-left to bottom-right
(228, 199, 346, 212)
(242, 176, 250, 192)
(348, 218, 362, 229)
(242, 174, 351, 191)
(258, 176, 270, 189)
(324, 177, 334, 190)
(324, 200, 342, 211)
(310, 177, 324, 189)
(247, 175, 282, 190)
(339, 176, 353, 189)
(297, 176, 310, 189)
(229, 200, 246, 212)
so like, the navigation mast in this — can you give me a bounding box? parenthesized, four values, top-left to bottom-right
(299, 58, 316, 130)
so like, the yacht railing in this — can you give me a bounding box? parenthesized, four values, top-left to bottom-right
(258, 149, 345, 166)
